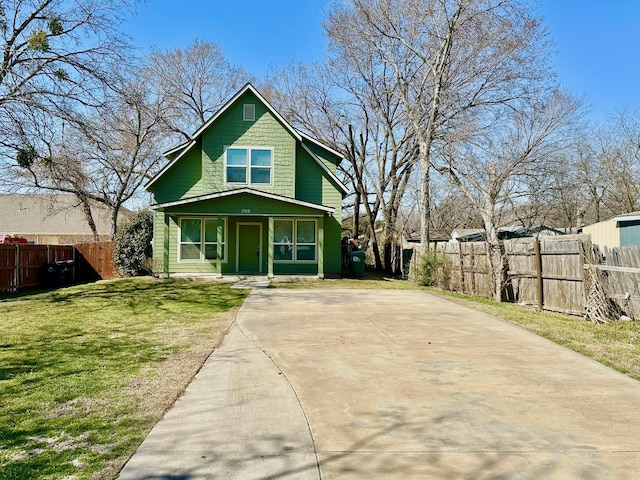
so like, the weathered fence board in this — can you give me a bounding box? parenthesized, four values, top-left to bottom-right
(412, 235, 640, 320)
(539, 236, 588, 315)
(600, 246, 640, 319)
(436, 242, 492, 298)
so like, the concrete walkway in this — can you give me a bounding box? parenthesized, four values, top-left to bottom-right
(119, 289, 640, 479)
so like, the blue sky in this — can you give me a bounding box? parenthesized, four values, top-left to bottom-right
(123, 0, 640, 123)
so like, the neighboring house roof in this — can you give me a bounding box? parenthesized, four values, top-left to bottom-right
(150, 188, 336, 214)
(452, 225, 564, 242)
(452, 228, 483, 240)
(0, 194, 121, 235)
(612, 211, 640, 222)
(146, 83, 349, 195)
(404, 229, 451, 243)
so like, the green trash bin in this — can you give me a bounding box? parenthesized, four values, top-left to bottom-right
(349, 250, 366, 278)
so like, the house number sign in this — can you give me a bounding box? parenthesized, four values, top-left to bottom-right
(241, 209, 251, 214)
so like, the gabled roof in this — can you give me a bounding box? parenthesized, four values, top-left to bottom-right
(150, 187, 335, 214)
(163, 140, 194, 158)
(145, 83, 347, 192)
(299, 131, 344, 160)
(0, 194, 130, 235)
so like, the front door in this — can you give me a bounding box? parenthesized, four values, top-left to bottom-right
(237, 223, 262, 273)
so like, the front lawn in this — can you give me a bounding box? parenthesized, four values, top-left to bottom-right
(0, 278, 248, 479)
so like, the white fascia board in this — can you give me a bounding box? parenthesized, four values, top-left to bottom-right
(613, 214, 640, 222)
(150, 187, 335, 214)
(298, 131, 345, 160)
(163, 140, 192, 157)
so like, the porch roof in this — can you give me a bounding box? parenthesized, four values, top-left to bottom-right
(150, 188, 335, 215)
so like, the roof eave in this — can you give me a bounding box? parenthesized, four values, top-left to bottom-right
(150, 188, 335, 214)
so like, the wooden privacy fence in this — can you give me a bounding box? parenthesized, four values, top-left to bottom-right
(433, 237, 586, 314)
(584, 245, 640, 321)
(75, 241, 115, 280)
(0, 242, 115, 293)
(416, 235, 640, 320)
(505, 236, 588, 316)
(415, 235, 590, 316)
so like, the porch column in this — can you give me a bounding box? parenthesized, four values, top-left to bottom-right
(268, 216, 274, 279)
(317, 215, 324, 279)
(216, 216, 223, 279)
(163, 213, 170, 279)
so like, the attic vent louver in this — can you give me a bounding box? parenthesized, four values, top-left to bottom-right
(243, 104, 255, 121)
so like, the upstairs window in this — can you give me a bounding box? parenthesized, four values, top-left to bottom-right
(225, 147, 272, 185)
(243, 104, 255, 121)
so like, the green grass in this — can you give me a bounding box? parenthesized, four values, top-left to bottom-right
(0, 278, 248, 479)
(274, 275, 640, 382)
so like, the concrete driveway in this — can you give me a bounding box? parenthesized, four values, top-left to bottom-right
(120, 288, 640, 479)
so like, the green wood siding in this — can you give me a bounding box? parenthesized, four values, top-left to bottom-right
(161, 193, 329, 217)
(154, 215, 324, 276)
(151, 140, 204, 204)
(152, 211, 165, 272)
(304, 140, 340, 169)
(201, 91, 296, 198)
(295, 145, 324, 205)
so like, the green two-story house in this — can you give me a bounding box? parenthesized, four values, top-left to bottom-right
(146, 83, 347, 278)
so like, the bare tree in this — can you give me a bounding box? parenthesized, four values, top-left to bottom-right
(597, 111, 640, 215)
(267, 55, 417, 273)
(0, 0, 136, 159)
(143, 39, 254, 140)
(327, 0, 554, 250)
(438, 90, 583, 300)
(12, 77, 170, 238)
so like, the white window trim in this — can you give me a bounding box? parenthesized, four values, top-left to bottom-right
(273, 218, 317, 264)
(243, 103, 255, 121)
(178, 217, 228, 263)
(224, 146, 274, 187)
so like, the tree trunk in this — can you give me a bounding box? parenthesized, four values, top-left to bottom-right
(484, 220, 504, 302)
(419, 149, 430, 249)
(76, 194, 99, 242)
(354, 189, 361, 238)
(371, 239, 383, 270)
(110, 204, 120, 240)
(383, 239, 393, 274)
